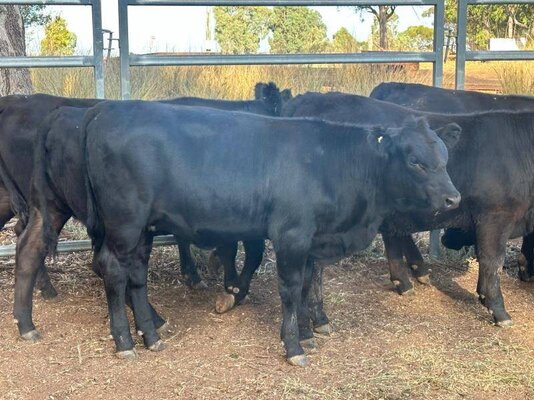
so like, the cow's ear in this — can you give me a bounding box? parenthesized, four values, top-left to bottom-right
(435, 123, 462, 149)
(280, 89, 293, 102)
(367, 126, 395, 157)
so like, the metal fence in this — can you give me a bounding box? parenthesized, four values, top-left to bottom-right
(118, 0, 446, 99)
(0, 0, 104, 98)
(1, 0, 533, 257)
(455, 0, 534, 89)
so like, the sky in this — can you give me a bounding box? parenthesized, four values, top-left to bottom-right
(26, 1, 433, 55)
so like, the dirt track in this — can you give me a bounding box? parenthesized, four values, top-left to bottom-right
(1, 233, 534, 400)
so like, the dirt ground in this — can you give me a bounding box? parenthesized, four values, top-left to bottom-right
(1, 223, 533, 400)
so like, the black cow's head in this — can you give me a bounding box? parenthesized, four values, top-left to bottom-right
(368, 116, 461, 213)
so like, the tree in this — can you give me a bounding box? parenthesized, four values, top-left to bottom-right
(396, 25, 434, 51)
(40, 16, 76, 56)
(0, 5, 32, 95)
(269, 6, 328, 53)
(21, 5, 50, 29)
(426, 1, 534, 49)
(354, 6, 396, 50)
(330, 27, 360, 53)
(214, 6, 271, 54)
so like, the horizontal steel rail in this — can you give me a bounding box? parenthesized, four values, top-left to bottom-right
(0, 235, 177, 258)
(119, 0, 445, 99)
(456, 0, 534, 89)
(0, 0, 105, 98)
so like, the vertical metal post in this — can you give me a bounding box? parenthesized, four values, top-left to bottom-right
(455, 0, 467, 89)
(119, 0, 131, 99)
(432, 1, 444, 87)
(91, 0, 105, 98)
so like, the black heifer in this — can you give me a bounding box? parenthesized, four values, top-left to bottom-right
(0, 94, 100, 299)
(371, 81, 534, 282)
(284, 91, 534, 327)
(68, 101, 458, 365)
(0, 84, 285, 299)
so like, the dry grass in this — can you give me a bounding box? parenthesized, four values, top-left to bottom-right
(31, 59, 431, 100)
(494, 61, 534, 95)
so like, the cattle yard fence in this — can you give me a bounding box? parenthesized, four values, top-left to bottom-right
(0, 0, 533, 258)
(455, 0, 534, 89)
(0, 0, 104, 98)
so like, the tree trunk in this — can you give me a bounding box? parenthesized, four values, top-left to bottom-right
(378, 6, 388, 50)
(0, 5, 32, 95)
(507, 15, 514, 38)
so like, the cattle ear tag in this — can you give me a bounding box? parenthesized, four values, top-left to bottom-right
(377, 135, 384, 143)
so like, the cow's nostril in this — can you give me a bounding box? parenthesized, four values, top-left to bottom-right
(445, 195, 460, 208)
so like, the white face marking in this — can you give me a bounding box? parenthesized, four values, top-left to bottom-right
(378, 136, 384, 143)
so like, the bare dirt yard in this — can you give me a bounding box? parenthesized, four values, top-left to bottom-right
(1, 223, 534, 400)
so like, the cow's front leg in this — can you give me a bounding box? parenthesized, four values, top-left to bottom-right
(214, 242, 239, 313)
(176, 239, 207, 289)
(35, 264, 58, 299)
(308, 262, 331, 335)
(383, 234, 414, 295)
(402, 235, 431, 285)
(475, 213, 514, 327)
(518, 232, 534, 282)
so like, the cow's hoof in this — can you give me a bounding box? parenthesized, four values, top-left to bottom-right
(287, 354, 309, 367)
(215, 293, 235, 314)
(148, 340, 167, 352)
(400, 287, 415, 296)
(392, 280, 414, 295)
(21, 329, 41, 342)
(192, 280, 208, 290)
(300, 338, 317, 349)
(156, 321, 173, 336)
(314, 324, 332, 335)
(116, 349, 138, 360)
(495, 319, 514, 328)
(40, 285, 58, 300)
(416, 274, 431, 285)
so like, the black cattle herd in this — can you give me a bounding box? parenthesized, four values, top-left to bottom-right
(1, 82, 533, 367)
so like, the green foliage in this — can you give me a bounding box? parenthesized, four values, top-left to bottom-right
(396, 25, 434, 51)
(213, 6, 271, 54)
(20, 5, 51, 28)
(353, 6, 396, 49)
(330, 27, 361, 53)
(40, 16, 77, 56)
(443, 1, 534, 49)
(269, 7, 328, 54)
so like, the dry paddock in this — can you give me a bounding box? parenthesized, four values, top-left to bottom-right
(0, 224, 534, 400)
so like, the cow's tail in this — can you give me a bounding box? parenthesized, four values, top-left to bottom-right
(33, 112, 61, 256)
(254, 82, 287, 115)
(82, 106, 105, 255)
(0, 145, 29, 230)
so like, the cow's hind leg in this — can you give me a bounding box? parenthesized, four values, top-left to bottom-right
(276, 245, 309, 367)
(127, 234, 165, 351)
(383, 234, 414, 295)
(214, 242, 238, 313)
(308, 262, 331, 335)
(14, 207, 68, 341)
(402, 235, 431, 285)
(475, 213, 515, 327)
(518, 233, 534, 282)
(298, 258, 316, 349)
(95, 242, 137, 358)
(176, 239, 207, 289)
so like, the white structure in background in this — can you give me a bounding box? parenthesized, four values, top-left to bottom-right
(203, 6, 218, 52)
(489, 37, 527, 51)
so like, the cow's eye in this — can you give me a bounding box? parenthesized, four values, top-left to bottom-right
(408, 157, 425, 171)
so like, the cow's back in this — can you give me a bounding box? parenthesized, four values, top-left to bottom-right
(370, 82, 534, 113)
